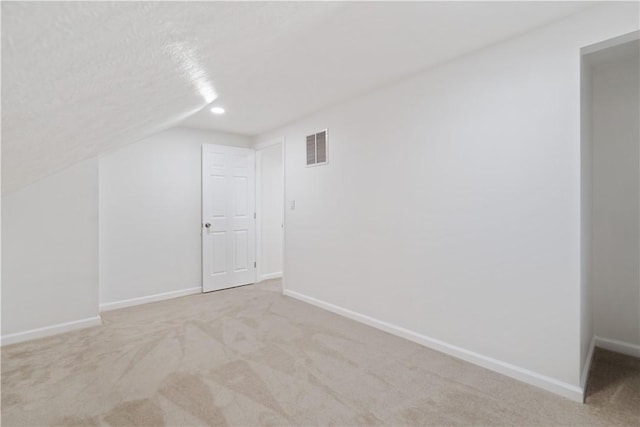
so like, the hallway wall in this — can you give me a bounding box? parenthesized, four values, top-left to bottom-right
(591, 47, 640, 351)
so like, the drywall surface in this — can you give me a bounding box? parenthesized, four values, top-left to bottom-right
(580, 58, 594, 384)
(99, 127, 251, 306)
(257, 2, 639, 392)
(591, 54, 640, 347)
(2, 158, 99, 335)
(258, 144, 284, 279)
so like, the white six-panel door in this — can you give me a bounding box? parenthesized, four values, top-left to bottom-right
(202, 145, 256, 292)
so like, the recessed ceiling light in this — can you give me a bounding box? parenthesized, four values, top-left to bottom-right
(210, 107, 225, 115)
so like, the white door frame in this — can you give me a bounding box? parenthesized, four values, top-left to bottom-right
(255, 137, 286, 284)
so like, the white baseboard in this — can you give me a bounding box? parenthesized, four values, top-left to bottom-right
(595, 336, 640, 358)
(100, 287, 201, 312)
(283, 289, 584, 402)
(580, 336, 596, 398)
(260, 272, 283, 281)
(1, 316, 102, 346)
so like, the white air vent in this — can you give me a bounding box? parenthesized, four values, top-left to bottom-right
(306, 130, 328, 166)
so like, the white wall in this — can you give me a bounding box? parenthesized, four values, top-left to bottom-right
(579, 56, 594, 387)
(257, 3, 638, 399)
(591, 51, 640, 348)
(257, 143, 284, 280)
(2, 158, 99, 336)
(99, 127, 251, 307)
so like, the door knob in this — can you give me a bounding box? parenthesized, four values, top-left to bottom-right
(204, 223, 211, 228)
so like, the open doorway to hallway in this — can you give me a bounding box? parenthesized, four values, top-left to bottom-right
(256, 140, 285, 284)
(580, 30, 640, 401)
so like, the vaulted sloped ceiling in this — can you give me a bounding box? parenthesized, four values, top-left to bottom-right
(2, 1, 594, 193)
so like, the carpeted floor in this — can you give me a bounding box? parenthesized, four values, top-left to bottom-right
(2, 279, 639, 426)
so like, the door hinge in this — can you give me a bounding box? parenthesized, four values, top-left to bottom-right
(253, 212, 256, 219)
(254, 261, 257, 268)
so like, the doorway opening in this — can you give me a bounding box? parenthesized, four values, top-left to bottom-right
(255, 139, 285, 286)
(580, 31, 640, 400)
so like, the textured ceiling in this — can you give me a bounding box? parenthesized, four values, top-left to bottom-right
(2, 1, 595, 193)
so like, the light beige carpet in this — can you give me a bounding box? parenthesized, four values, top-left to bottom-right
(2, 279, 639, 426)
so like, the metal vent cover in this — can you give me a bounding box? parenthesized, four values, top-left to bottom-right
(306, 130, 328, 166)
